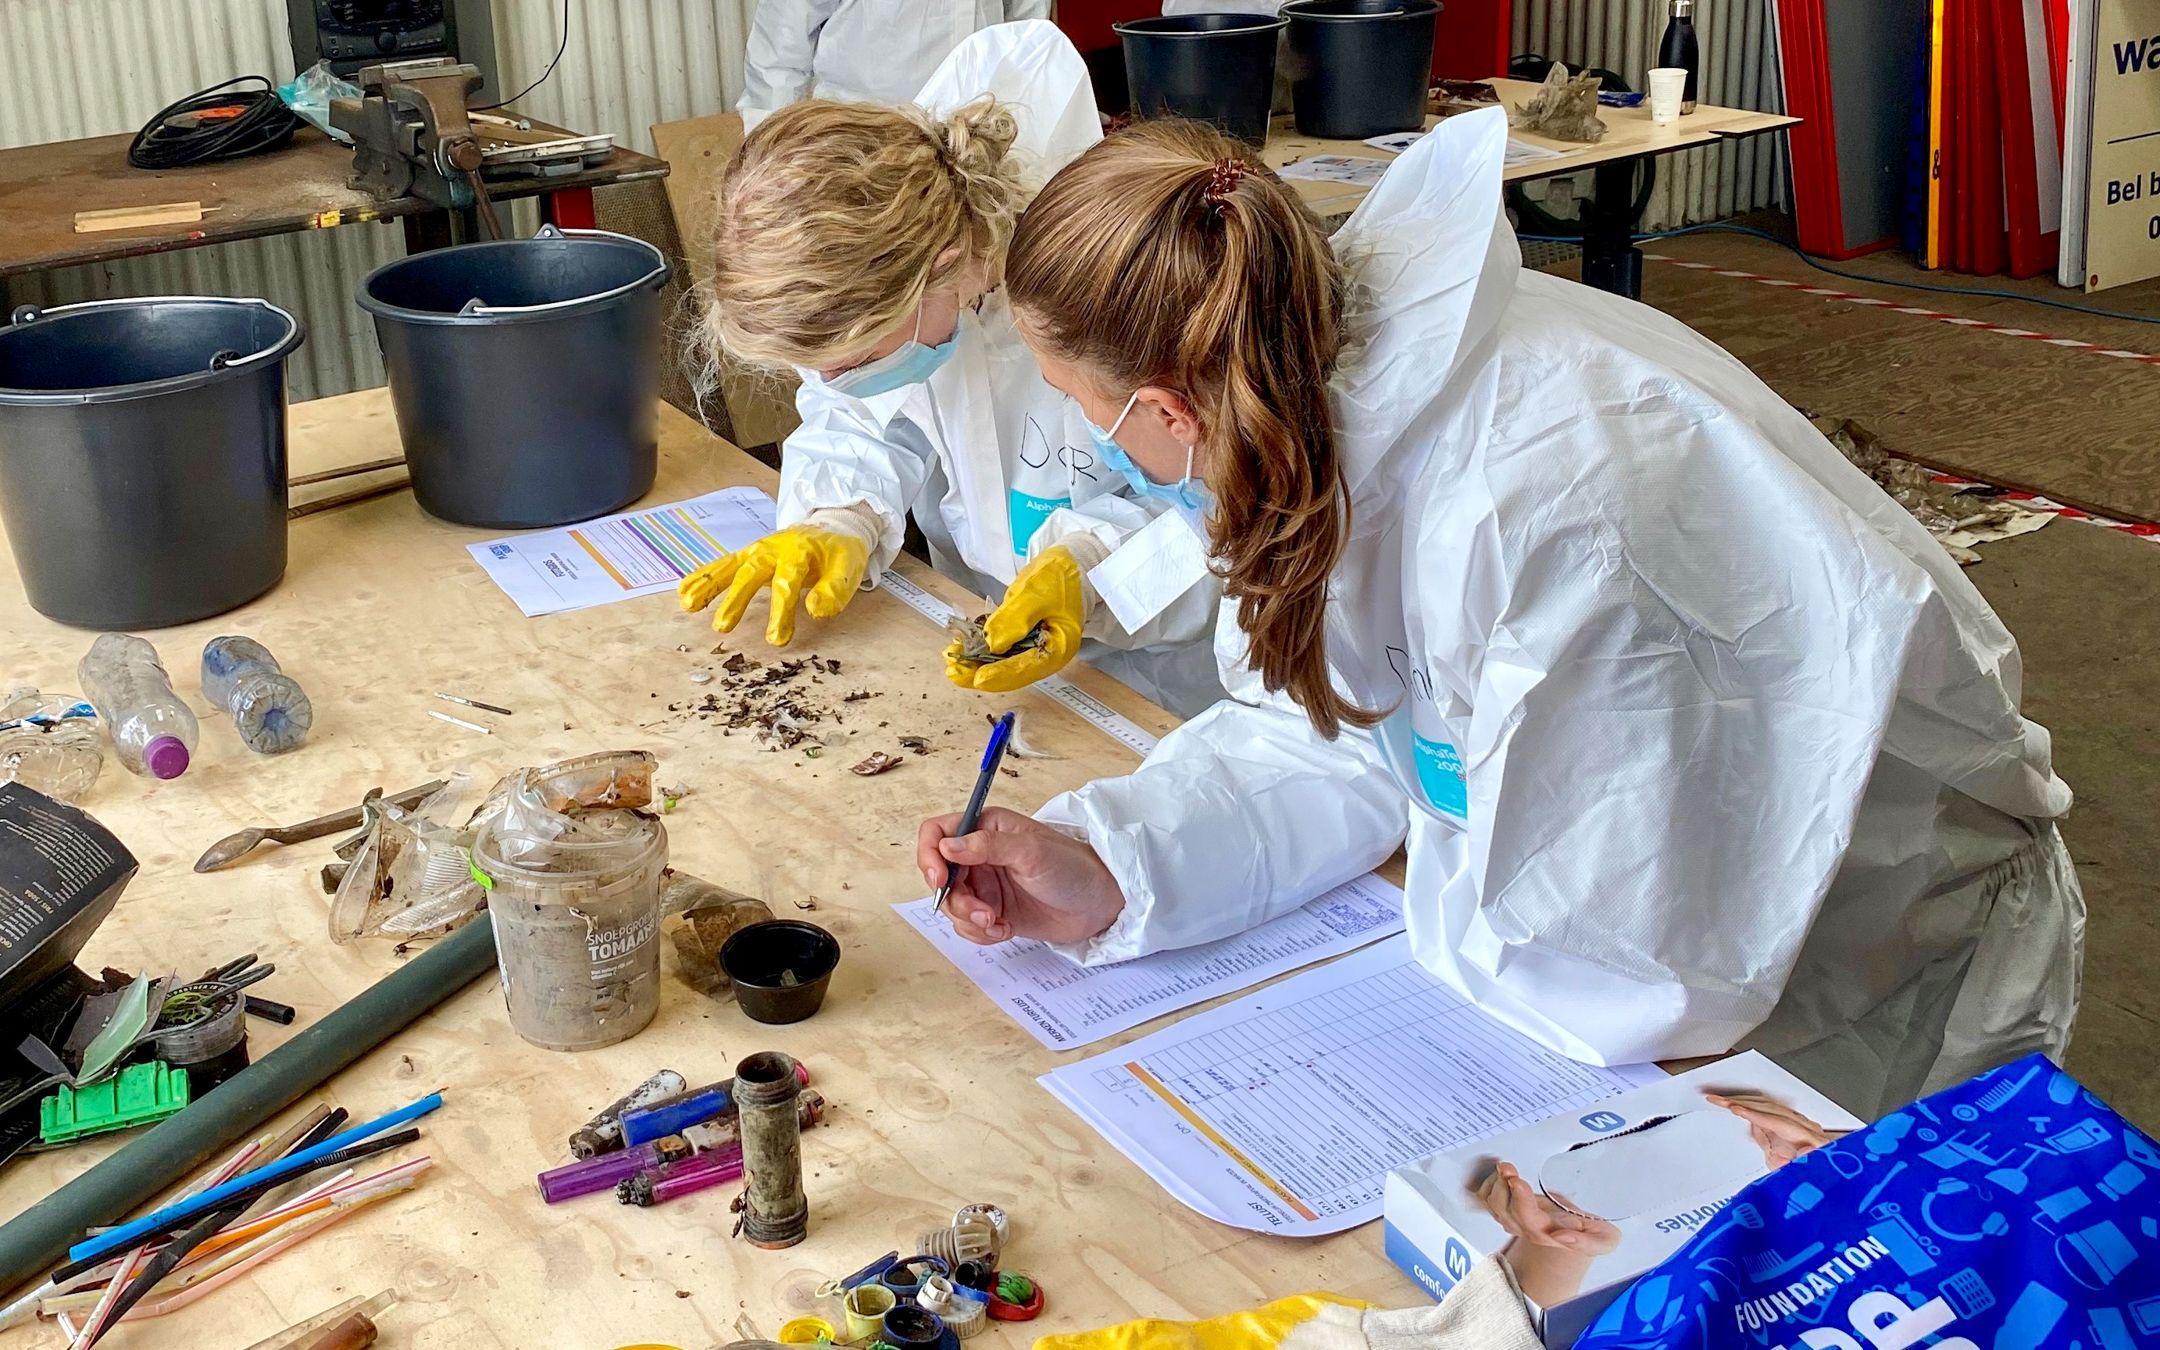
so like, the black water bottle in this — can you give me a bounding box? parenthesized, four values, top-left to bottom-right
(1658, 0, 1700, 113)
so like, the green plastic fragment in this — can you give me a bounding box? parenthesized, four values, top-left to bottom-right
(39, 1063, 191, 1145)
(76, 975, 153, 1086)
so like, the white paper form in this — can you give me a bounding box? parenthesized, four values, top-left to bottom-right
(1041, 934, 1663, 1236)
(467, 488, 777, 616)
(1278, 154, 1391, 187)
(894, 873, 1407, 1050)
(1362, 128, 1566, 167)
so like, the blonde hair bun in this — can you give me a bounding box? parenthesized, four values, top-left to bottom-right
(940, 96, 1020, 178)
(698, 96, 1028, 375)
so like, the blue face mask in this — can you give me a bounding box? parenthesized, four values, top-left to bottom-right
(826, 307, 956, 398)
(1088, 391, 1212, 516)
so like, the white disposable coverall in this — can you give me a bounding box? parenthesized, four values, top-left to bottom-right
(1036, 107, 2085, 1118)
(738, 0, 1055, 131)
(774, 22, 1227, 715)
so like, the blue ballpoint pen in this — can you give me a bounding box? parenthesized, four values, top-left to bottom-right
(935, 711, 1016, 913)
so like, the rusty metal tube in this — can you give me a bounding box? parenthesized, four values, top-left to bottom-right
(733, 1051, 808, 1248)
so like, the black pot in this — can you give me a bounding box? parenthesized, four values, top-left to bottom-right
(1283, 0, 1442, 139)
(719, 920, 840, 1024)
(1116, 13, 1289, 145)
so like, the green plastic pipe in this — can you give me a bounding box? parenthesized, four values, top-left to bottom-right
(0, 914, 497, 1297)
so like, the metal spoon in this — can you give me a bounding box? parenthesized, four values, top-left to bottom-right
(193, 780, 446, 873)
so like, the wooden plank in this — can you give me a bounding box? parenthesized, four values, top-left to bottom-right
(0, 391, 1400, 1347)
(651, 112, 802, 451)
(73, 201, 209, 233)
(1266, 77, 1802, 221)
(0, 127, 668, 279)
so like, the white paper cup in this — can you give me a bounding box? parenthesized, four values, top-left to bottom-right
(1649, 68, 1688, 125)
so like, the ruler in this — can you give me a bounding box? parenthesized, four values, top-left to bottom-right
(877, 568, 1161, 757)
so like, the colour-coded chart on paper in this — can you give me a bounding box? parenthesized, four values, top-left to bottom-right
(1041, 934, 1662, 1235)
(467, 488, 776, 616)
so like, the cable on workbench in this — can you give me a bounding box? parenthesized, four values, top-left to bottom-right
(473, 0, 573, 112)
(128, 75, 301, 170)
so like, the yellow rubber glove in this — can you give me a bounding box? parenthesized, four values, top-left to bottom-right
(945, 546, 1086, 693)
(677, 525, 869, 646)
(1032, 1294, 1368, 1350)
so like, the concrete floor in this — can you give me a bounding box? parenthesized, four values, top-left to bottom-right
(1965, 523, 2160, 1131)
(1624, 240, 2160, 1130)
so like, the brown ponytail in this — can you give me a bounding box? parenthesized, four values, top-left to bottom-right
(1006, 120, 1378, 738)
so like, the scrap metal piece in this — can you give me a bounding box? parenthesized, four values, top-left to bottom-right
(850, 752, 902, 777)
(734, 1052, 809, 1248)
(193, 780, 447, 873)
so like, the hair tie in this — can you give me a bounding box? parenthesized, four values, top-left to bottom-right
(1203, 159, 1246, 209)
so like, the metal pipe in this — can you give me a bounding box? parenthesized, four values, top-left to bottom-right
(733, 1051, 808, 1249)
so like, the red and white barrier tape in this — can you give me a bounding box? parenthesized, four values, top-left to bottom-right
(1639, 251, 2160, 545)
(1643, 253, 2160, 367)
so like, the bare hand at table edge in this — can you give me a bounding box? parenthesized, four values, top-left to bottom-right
(1474, 1160, 1618, 1309)
(916, 806, 1125, 945)
(1705, 1090, 1848, 1169)
(1473, 1161, 1621, 1256)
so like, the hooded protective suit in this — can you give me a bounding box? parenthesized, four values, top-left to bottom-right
(738, 0, 1053, 131)
(773, 22, 1226, 715)
(1035, 107, 2083, 1118)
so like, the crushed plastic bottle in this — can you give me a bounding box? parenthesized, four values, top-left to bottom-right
(77, 634, 198, 780)
(0, 689, 104, 802)
(201, 635, 313, 754)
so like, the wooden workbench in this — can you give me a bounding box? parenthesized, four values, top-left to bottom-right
(1267, 77, 1798, 297)
(0, 126, 668, 279)
(0, 392, 1422, 1347)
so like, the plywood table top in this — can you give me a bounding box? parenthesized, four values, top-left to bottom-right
(1268, 76, 1799, 220)
(0, 390, 1422, 1347)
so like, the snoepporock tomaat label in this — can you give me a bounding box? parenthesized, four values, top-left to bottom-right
(1575, 1054, 2160, 1349)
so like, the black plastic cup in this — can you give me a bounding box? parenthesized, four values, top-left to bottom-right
(720, 920, 840, 1024)
(1282, 0, 1442, 140)
(1116, 13, 1289, 146)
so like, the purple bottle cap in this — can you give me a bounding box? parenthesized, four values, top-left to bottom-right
(144, 736, 190, 779)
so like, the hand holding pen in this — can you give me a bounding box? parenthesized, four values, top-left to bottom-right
(916, 712, 1127, 947)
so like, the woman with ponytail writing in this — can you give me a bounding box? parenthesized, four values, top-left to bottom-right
(916, 108, 2083, 1117)
(682, 22, 1226, 716)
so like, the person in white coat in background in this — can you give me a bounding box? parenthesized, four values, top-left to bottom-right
(917, 106, 2086, 1118)
(686, 22, 1227, 716)
(737, 0, 1054, 132)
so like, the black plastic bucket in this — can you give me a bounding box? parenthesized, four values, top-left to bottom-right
(359, 225, 669, 529)
(0, 297, 303, 629)
(1116, 13, 1290, 146)
(1283, 0, 1442, 139)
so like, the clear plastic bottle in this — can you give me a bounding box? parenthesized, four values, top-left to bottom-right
(200, 635, 313, 754)
(0, 690, 104, 802)
(77, 633, 198, 780)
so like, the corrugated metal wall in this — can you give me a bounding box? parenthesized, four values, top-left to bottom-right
(1512, 0, 1787, 230)
(0, 0, 756, 401)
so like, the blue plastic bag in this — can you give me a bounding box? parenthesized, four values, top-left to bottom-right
(277, 60, 361, 144)
(1576, 1054, 2160, 1349)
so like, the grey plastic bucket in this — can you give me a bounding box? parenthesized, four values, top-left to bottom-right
(1117, 13, 1290, 146)
(1283, 0, 1442, 139)
(0, 297, 303, 629)
(358, 225, 669, 529)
